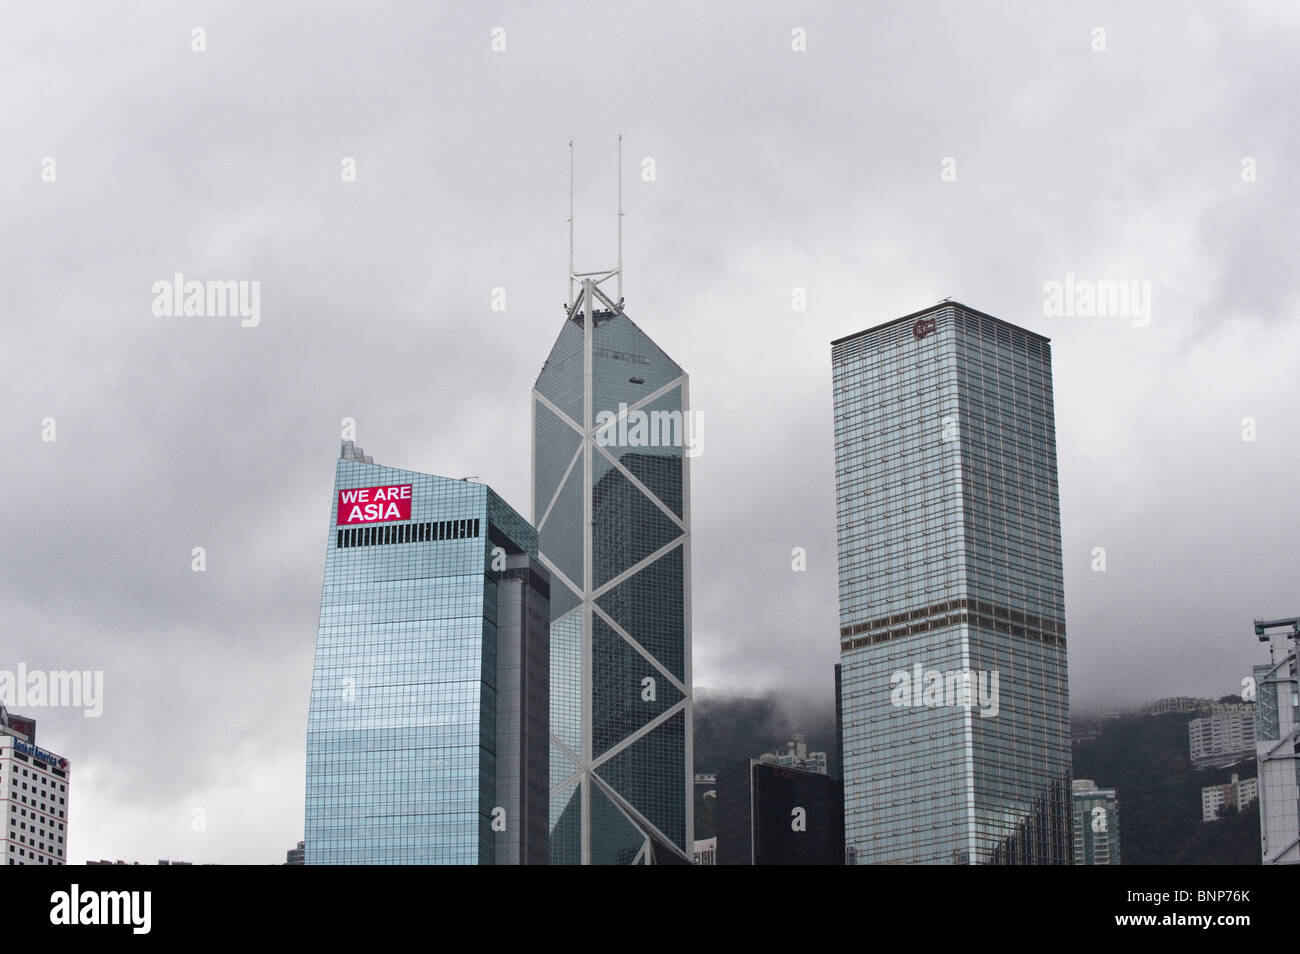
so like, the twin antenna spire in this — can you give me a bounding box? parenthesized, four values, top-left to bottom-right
(567, 136, 624, 316)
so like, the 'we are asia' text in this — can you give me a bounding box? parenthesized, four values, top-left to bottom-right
(338, 484, 413, 524)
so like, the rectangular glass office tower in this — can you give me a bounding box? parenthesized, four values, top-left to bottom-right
(832, 302, 1071, 864)
(305, 441, 550, 864)
(533, 278, 693, 864)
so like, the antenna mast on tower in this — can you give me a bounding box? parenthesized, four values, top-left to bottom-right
(568, 139, 575, 311)
(617, 133, 623, 304)
(564, 138, 625, 320)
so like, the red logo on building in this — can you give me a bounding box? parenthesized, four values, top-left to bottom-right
(913, 317, 937, 339)
(337, 484, 413, 524)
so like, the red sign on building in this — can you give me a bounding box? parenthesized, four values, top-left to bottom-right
(337, 484, 412, 524)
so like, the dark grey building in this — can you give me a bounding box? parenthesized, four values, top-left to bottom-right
(717, 759, 844, 865)
(493, 551, 552, 865)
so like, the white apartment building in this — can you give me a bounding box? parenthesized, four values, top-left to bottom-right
(692, 837, 717, 865)
(1201, 773, 1259, 822)
(1189, 708, 1256, 769)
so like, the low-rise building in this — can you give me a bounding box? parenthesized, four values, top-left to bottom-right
(1201, 773, 1258, 822)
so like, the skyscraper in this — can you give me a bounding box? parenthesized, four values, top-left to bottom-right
(0, 709, 70, 866)
(832, 301, 1071, 864)
(305, 441, 549, 864)
(533, 270, 694, 864)
(0, 712, 69, 868)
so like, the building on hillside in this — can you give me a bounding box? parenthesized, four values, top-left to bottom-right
(759, 735, 828, 776)
(1071, 779, 1120, 865)
(1189, 708, 1256, 769)
(1148, 697, 1211, 715)
(1201, 773, 1258, 822)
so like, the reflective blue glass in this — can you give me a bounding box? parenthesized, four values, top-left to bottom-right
(305, 452, 545, 864)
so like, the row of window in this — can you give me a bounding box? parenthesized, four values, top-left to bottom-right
(8, 762, 68, 791)
(7, 825, 64, 852)
(839, 608, 1067, 652)
(7, 802, 65, 829)
(6, 793, 66, 818)
(6, 848, 62, 864)
(8, 750, 68, 779)
(840, 596, 1065, 639)
(337, 519, 481, 549)
(7, 780, 68, 802)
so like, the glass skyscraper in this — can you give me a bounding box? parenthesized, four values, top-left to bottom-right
(832, 302, 1071, 864)
(305, 441, 550, 864)
(533, 277, 693, 864)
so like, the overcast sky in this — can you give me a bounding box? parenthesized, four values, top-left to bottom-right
(3, 2, 1297, 864)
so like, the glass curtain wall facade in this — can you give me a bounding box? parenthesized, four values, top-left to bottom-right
(305, 442, 549, 864)
(832, 302, 1071, 864)
(533, 278, 693, 864)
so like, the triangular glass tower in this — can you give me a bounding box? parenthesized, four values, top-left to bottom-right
(533, 268, 693, 864)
